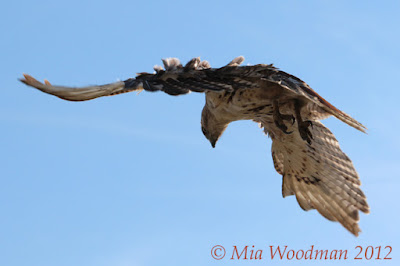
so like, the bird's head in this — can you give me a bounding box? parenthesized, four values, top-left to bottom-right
(201, 106, 229, 148)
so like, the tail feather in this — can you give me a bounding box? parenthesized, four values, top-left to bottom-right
(333, 110, 367, 133)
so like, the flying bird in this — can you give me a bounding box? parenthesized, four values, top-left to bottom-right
(20, 56, 369, 235)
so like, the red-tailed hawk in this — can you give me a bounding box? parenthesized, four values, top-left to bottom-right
(20, 56, 369, 236)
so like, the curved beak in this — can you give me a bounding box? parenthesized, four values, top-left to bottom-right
(210, 139, 217, 148)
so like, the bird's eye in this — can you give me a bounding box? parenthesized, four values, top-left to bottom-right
(201, 127, 208, 135)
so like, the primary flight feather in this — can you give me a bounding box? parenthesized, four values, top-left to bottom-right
(20, 56, 369, 236)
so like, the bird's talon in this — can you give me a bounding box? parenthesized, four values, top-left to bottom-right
(283, 114, 296, 125)
(281, 114, 294, 122)
(297, 121, 314, 143)
(273, 101, 295, 135)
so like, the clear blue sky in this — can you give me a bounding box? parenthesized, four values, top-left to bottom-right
(1, 1, 399, 265)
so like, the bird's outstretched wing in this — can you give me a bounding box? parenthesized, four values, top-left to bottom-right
(20, 56, 365, 132)
(267, 120, 369, 235)
(19, 57, 242, 101)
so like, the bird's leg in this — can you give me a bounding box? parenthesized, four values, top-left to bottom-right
(294, 101, 313, 144)
(273, 100, 294, 134)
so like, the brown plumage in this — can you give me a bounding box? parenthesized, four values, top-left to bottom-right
(20, 56, 369, 235)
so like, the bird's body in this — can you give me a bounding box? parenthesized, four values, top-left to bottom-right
(20, 56, 369, 236)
